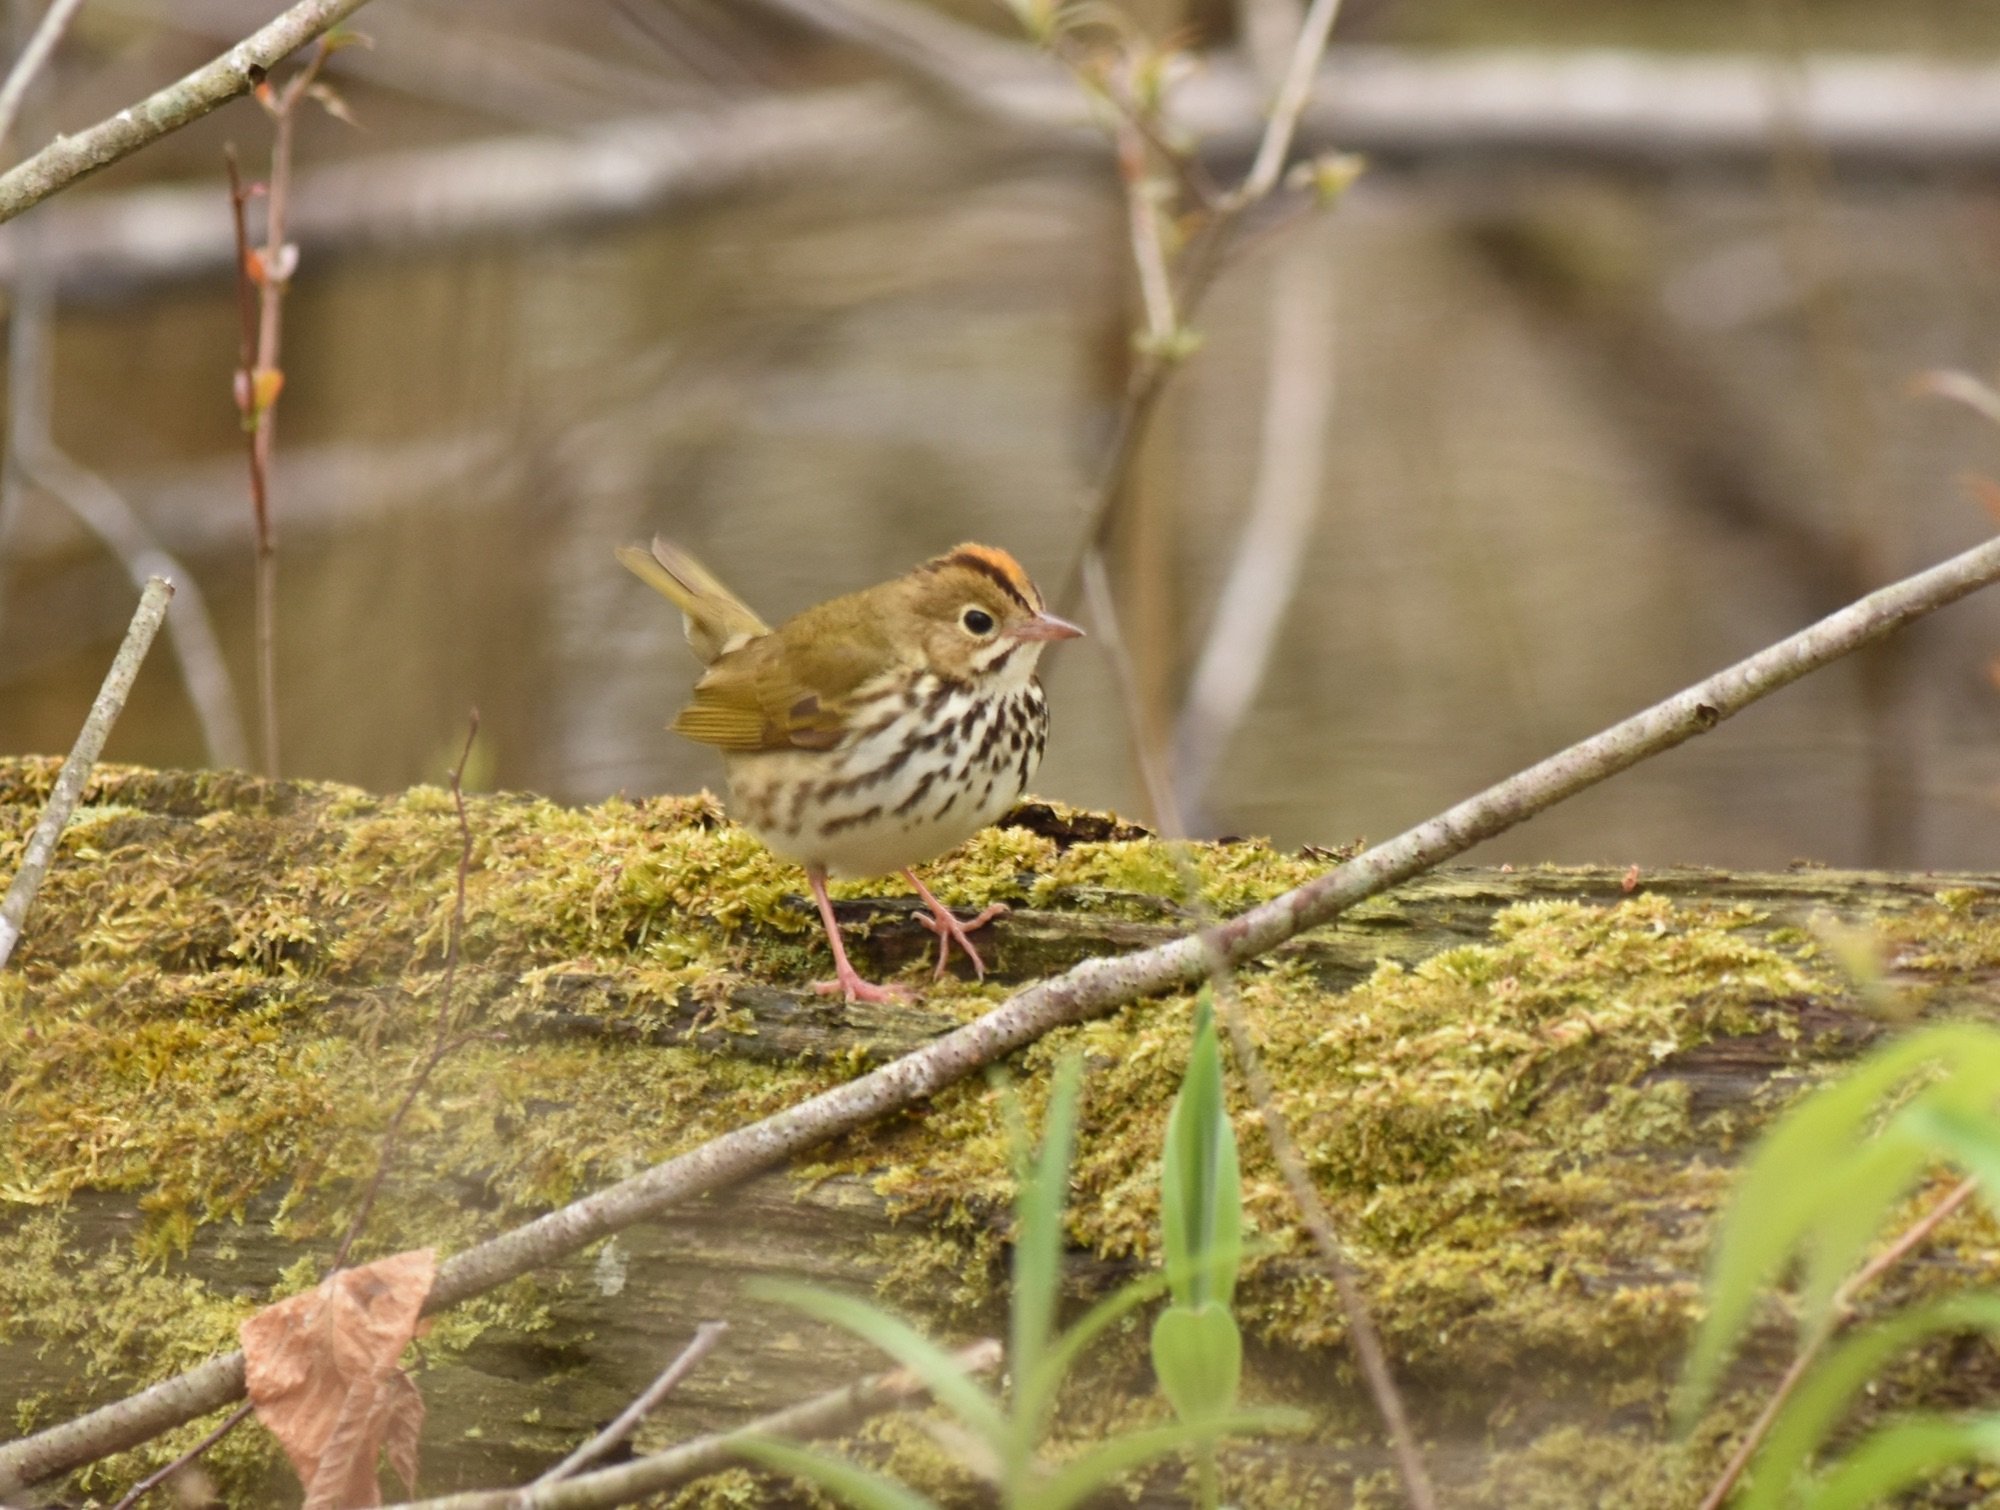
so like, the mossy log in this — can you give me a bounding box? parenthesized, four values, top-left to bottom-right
(6, 757, 2000, 1507)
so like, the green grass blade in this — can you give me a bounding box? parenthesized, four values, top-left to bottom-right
(1681, 1023, 2000, 1419)
(1023, 1270, 1172, 1442)
(733, 1435, 942, 1510)
(1032, 1409, 1309, 1510)
(1793, 1124, 1931, 1335)
(749, 1280, 1006, 1446)
(1738, 1294, 2000, 1510)
(1800, 1415, 2000, 1510)
(1900, 1101, 2000, 1213)
(1010, 1053, 1084, 1437)
(1162, 993, 1242, 1313)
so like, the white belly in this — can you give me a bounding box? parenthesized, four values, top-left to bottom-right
(726, 680, 1046, 878)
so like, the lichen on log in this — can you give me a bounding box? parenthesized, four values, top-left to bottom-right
(4, 757, 2000, 1506)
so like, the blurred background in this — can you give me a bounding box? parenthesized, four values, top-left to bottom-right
(3, 0, 2000, 868)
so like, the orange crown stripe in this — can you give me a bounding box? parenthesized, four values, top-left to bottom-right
(933, 543, 1038, 609)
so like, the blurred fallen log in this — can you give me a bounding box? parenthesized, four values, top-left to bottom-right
(8, 47, 1999, 299)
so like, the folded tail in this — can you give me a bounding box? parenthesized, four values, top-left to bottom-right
(617, 536, 770, 665)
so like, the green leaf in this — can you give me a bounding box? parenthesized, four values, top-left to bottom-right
(1792, 1121, 1931, 1335)
(1900, 1101, 2000, 1217)
(1799, 1414, 2000, 1510)
(1161, 993, 1242, 1313)
(1739, 1294, 2000, 1510)
(1151, 1301, 1242, 1423)
(1025, 1270, 1172, 1445)
(1033, 1409, 1308, 1510)
(1680, 1023, 2000, 1420)
(748, 1280, 1005, 1447)
(733, 1435, 941, 1510)
(1010, 1054, 1084, 1443)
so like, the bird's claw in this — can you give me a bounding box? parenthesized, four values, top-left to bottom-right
(915, 901, 1009, 981)
(812, 970, 912, 1005)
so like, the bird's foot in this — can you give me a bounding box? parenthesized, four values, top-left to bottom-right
(811, 966, 912, 1005)
(914, 900, 1009, 981)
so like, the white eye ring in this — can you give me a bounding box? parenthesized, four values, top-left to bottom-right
(961, 607, 996, 636)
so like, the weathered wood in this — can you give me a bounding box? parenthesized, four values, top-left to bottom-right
(5, 759, 2000, 1505)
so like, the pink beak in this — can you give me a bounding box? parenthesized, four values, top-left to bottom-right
(1013, 612, 1084, 643)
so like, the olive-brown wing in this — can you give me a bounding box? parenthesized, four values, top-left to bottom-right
(670, 610, 901, 753)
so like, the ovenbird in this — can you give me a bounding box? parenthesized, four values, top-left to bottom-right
(620, 537, 1082, 1003)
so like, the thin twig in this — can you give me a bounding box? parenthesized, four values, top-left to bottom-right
(1081, 553, 1185, 835)
(99, 715, 483, 1507)
(1210, 978, 1438, 1508)
(1695, 1174, 1981, 1510)
(0, 575, 173, 971)
(1051, 0, 1343, 612)
(1230, 0, 1345, 207)
(103, 1402, 254, 1510)
(0, 0, 372, 222)
(1, 160, 246, 765)
(378, 1340, 1003, 1510)
(1118, 122, 1179, 348)
(533, 1322, 730, 1487)
(0, 0, 85, 150)
(222, 147, 279, 777)
(10, 445, 249, 768)
(225, 34, 333, 780)
(1173, 231, 1334, 810)
(11, 533, 2000, 1492)
(94, 718, 481, 1508)
(329, 710, 482, 1273)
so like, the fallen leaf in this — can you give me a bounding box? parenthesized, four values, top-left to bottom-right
(241, 1248, 435, 1509)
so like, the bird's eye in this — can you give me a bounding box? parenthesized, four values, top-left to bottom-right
(961, 608, 996, 635)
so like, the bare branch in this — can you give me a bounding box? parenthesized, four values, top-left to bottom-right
(11, 443, 249, 769)
(533, 1322, 729, 1487)
(16, 50, 2000, 299)
(1173, 234, 1333, 808)
(381, 1340, 1002, 1510)
(0, 0, 86, 151)
(1211, 978, 1437, 1508)
(9, 533, 2000, 1491)
(0, 0, 373, 223)
(329, 712, 482, 1273)
(104, 1402, 255, 1510)
(1232, 0, 1345, 205)
(4, 209, 247, 766)
(0, 575, 173, 970)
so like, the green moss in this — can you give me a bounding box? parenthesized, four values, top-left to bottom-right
(854, 895, 1819, 1361)
(1879, 890, 2000, 974)
(8, 761, 2000, 1504)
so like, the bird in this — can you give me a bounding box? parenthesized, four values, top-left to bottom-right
(619, 536, 1082, 1003)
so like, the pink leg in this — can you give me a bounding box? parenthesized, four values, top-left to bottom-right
(805, 864, 908, 1004)
(904, 870, 1008, 981)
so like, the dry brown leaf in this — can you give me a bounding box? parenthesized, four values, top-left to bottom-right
(241, 1248, 435, 1509)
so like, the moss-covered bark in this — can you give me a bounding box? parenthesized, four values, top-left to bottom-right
(6, 757, 2000, 1506)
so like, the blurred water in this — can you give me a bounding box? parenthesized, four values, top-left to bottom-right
(5, 81, 2000, 869)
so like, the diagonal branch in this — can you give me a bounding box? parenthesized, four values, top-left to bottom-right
(532, 1322, 729, 1487)
(0, 0, 373, 223)
(7, 533, 2000, 1493)
(1231, 0, 1346, 206)
(0, 0, 86, 151)
(380, 1339, 1002, 1510)
(0, 576, 173, 970)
